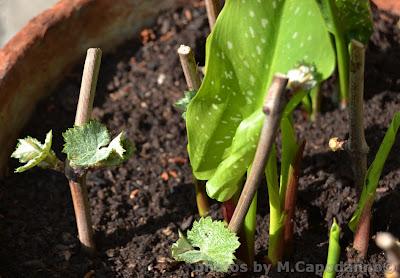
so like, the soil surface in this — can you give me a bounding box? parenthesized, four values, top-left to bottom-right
(1, 1, 400, 277)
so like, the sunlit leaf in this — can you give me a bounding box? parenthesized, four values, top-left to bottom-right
(186, 0, 335, 201)
(62, 121, 134, 168)
(171, 217, 240, 272)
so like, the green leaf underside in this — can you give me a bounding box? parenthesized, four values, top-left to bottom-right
(323, 219, 341, 278)
(349, 112, 400, 231)
(62, 121, 133, 168)
(11, 130, 58, 173)
(186, 0, 335, 201)
(171, 217, 240, 272)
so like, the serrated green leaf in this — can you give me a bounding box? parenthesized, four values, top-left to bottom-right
(186, 0, 335, 201)
(175, 90, 197, 119)
(171, 217, 240, 272)
(349, 112, 400, 231)
(62, 121, 134, 168)
(11, 130, 60, 173)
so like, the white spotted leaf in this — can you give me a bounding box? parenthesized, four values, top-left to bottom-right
(186, 0, 335, 201)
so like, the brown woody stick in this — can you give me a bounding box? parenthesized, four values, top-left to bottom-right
(177, 45, 201, 91)
(228, 75, 288, 234)
(348, 40, 370, 258)
(376, 232, 400, 278)
(348, 39, 369, 195)
(205, 0, 221, 30)
(67, 48, 102, 254)
(177, 44, 210, 216)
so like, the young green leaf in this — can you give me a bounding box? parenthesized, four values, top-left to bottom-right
(349, 112, 400, 231)
(171, 217, 240, 272)
(186, 0, 335, 201)
(62, 121, 133, 168)
(175, 90, 197, 119)
(11, 130, 61, 173)
(323, 219, 341, 278)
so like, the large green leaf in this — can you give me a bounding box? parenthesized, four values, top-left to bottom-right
(186, 0, 335, 201)
(349, 112, 400, 231)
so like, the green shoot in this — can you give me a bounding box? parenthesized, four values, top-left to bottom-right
(318, 0, 373, 107)
(172, 217, 240, 272)
(11, 130, 62, 173)
(349, 112, 400, 256)
(323, 219, 341, 278)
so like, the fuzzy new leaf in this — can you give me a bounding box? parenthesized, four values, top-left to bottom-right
(349, 112, 400, 231)
(171, 217, 240, 272)
(62, 121, 133, 168)
(11, 130, 60, 173)
(186, 0, 335, 201)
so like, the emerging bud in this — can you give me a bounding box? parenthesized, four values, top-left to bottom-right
(329, 137, 346, 152)
(287, 64, 318, 91)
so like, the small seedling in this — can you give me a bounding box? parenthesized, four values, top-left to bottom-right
(11, 49, 134, 254)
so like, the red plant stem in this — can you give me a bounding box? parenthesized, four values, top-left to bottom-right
(223, 198, 236, 223)
(67, 48, 102, 254)
(283, 140, 306, 256)
(353, 197, 373, 258)
(229, 75, 288, 234)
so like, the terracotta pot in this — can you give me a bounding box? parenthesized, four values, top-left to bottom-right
(0, 0, 180, 176)
(372, 0, 400, 15)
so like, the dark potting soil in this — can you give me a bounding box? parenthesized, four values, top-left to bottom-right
(1, 1, 400, 277)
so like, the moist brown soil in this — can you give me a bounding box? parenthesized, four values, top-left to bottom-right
(1, 2, 400, 278)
